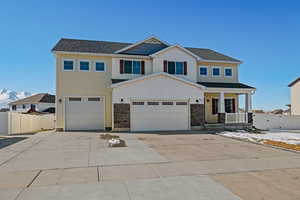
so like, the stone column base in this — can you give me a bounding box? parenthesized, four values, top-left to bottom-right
(218, 113, 226, 123)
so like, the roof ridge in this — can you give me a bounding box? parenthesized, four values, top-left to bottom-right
(60, 38, 132, 45)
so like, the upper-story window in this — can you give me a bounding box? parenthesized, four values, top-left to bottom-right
(224, 67, 233, 77)
(199, 67, 208, 76)
(212, 67, 221, 77)
(164, 61, 187, 75)
(120, 60, 145, 74)
(63, 60, 74, 71)
(95, 61, 105, 72)
(79, 61, 90, 71)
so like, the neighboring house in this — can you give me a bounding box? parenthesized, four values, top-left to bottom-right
(289, 78, 300, 115)
(8, 93, 55, 113)
(52, 36, 255, 132)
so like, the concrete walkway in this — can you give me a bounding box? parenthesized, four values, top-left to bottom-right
(0, 131, 300, 199)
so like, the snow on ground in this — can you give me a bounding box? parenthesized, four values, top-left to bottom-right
(219, 131, 300, 145)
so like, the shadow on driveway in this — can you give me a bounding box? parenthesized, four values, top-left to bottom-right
(0, 137, 27, 149)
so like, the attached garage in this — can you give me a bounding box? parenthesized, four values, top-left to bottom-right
(112, 73, 205, 132)
(131, 101, 189, 131)
(65, 97, 105, 131)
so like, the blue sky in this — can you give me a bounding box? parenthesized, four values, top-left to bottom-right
(0, 0, 299, 110)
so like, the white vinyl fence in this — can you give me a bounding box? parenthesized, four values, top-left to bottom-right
(225, 113, 248, 124)
(8, 112, 55, 134)
(253, 113, 300, 130)
(0, 112, 8, 135)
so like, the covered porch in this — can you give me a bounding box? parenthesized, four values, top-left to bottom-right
(199, 82, 256, 126)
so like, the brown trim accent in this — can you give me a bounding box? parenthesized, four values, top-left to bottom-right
(120, 60, 124, 74)
(163, 60, 168, 72)
(141, 61, 145, 74)
(183, 61, 187, 75)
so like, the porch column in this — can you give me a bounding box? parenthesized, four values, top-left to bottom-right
(245, 93, 253, 124)
(218, 92, 226, 123)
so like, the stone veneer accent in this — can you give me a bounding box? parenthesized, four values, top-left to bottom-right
(248, 112, 253, 124)
(190, 104, 205, 126)
(218, 113, 226, 123)
(113, 104, 130, 128)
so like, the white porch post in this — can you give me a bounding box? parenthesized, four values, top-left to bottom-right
(245, 93, 252, 113)
(218, 92, 225, 113)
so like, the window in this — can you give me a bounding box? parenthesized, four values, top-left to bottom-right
(176, 102, 187, 105)
(95, 62, 105, 72)
(88, 98, 101, 101)
(22, 104, 26, 109)
(212, 67, 220, 77)
(12, 105, 16, 111)
(162, 102, 173, 105)
(123, 60, 142, 74)
(133, 61, 141, 74)
(224, 68, 233, 77)
(167, 61, 185, 75)
(80, 61, 89, 71)
(175, 62, 184, 75)
(63, 60, 74, 71)
(225, 99, 235, 113)
(69, 97, 81, 102)
(132, 102, 144, 105)
(212, 99, 219, 115)
(199, 67, 208, 76)
(147, 102, 159, 105)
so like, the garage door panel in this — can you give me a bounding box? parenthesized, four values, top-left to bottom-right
(131, 101, 189, 131)
(65, 97, 104, 131)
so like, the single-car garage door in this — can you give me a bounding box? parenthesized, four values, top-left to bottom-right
(65, 97, 104, 131)
(131, 101, 189, 131)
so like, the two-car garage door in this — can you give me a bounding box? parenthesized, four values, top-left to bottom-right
(65, 97, 104, 131)
(131, 101, 189, 131)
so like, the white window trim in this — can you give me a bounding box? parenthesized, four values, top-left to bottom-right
(62, 59, 75, 72)
(94, 60, 106, 72)
(167, 61, 185, 75)
(199, 66, 208, 77)
(212, 67, 221, 77)
(123, 60, 142, 75)
(224, 67, 233, 77)
(79, 60, 91, 72)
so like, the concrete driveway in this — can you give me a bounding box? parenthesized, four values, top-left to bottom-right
(0, 131, 300, 200)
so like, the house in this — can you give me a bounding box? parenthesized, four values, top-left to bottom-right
(288, 78, 300, 115)
(9, 93, 55, 113)
(52, 36, 255, 132)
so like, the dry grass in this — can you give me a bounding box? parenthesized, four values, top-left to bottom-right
(99, 134, 120, 140)
(264, 140, 300, 151)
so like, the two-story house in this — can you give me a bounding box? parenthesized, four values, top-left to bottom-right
(52, 36, 255, 132)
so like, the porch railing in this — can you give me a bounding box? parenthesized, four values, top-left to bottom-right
(225, 113, 248, 124)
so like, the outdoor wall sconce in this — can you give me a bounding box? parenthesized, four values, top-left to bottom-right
(120, 98, 124, 102)
(59, 99, 62, 103)
(206, 98, 210, 103)
(196, 99, 199, 103)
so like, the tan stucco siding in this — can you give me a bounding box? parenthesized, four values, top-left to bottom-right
(204, 93, 238, 123)
(291, 82, 300, 115)
(55, 54, 113, 129)
(197, 61, 239, 83)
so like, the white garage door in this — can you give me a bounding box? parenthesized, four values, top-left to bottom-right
(65, 97, 104, 131)
(131, 101, 189, 131)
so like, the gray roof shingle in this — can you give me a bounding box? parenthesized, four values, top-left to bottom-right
(197, 82, 255, 89)
(52, 38, 241, 62)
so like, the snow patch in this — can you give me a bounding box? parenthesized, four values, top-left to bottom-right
(219, 131, 300, 145)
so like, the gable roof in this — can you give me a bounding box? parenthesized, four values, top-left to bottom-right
(111, 72, 206, 90)
(288, 77, 300, 87)
(150, 45, 201, 59)
(52, 38, 241, 63)
(9, 93, 55, 105)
